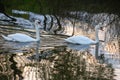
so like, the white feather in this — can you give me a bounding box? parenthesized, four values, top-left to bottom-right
(2, 20, 41, 42)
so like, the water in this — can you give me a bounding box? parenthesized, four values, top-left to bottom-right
(0, 46, 114, 80)
(0, 33, 115, 80)
(0, 12, 119, 80)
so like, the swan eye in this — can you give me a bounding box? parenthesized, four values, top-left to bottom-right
(38, 21, 41, 24)
(100, 27, 104, 31)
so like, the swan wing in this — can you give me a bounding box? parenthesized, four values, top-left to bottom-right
(65, 37, 78, 44)
(65, 35, 95, 45)
(8, 33, 36, 42)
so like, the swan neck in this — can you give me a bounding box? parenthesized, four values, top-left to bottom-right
(95, 27, 99, 43)
(35, 25, 40, 41)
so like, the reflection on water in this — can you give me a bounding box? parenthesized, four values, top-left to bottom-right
(0, 54, 14, 80)
(0, 41, 114, 80)
(0, 19, 119, 79)
(1, 41, 37, 54)
(66, 43, 90, 51)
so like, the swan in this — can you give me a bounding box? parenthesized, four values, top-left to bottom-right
(64, 23, 103, 45)
(2, 20, 41, 42)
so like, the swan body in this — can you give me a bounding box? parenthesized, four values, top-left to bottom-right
(2, 33, 37, 42)
(65, 23, 103, 45)
(2, 20, 41, 42)
(65, 35, 96, 45)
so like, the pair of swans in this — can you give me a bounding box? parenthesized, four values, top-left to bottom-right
(2, 20, 41, 42)
(2, 21, 103, 45)
(64, 23, 103, 45)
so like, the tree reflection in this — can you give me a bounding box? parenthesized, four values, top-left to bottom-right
(0, 54, 14, 80)
(38, 46, 114, 80)
(0, 45, 114, 80)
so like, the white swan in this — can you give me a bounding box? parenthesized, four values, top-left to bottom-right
(2, 20, 41, 42)
(64, 23, 103, 45)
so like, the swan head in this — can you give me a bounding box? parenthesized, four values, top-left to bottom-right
(34, 20, 43, 29)
(95, 23, 104, 31)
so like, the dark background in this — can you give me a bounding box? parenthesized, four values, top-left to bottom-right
(0, 0, 120, 16)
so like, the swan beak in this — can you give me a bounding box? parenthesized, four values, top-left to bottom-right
(38, 21, 43, 29)
(100, 27, 104, 31)
(38, 21, 41, 24)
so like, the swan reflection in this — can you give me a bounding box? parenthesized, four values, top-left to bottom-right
(66, 43, 90, 51)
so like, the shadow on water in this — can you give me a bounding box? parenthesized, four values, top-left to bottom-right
(0, 40, 114, 80)
(66, 43, 90, 51)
